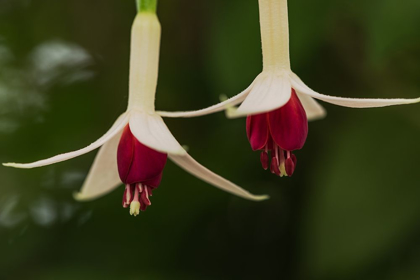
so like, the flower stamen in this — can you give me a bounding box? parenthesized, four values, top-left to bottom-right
(260, 146, 269, 170)
(264, 141, 297, 177)
(122, 184, 135, 208)
(140, 185, 152, 211)
(123, 183, 155, 216)
(270, 145, 281, 176)
(285, 152, 297, 177)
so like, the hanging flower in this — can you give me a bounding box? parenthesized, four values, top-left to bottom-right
(157, 0, 420, 177)
(3, 10, 268, 216)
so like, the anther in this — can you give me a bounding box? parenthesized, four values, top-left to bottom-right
(260, 151, 269, 170)
(285, 152, 297, 177)
(285, 157, 295, 176)
(270, 156, 281, 176)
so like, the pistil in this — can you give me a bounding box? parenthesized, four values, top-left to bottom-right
(130, 184, 141, 216)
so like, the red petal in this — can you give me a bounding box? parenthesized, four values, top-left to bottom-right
(246, 113, 270, 151)
(117, 125, 167, 185)
(268, 89, 308, 151)
(143, 171, 163, 187)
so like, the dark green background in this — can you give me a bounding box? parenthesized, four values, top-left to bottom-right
(1, 0, 420, 279)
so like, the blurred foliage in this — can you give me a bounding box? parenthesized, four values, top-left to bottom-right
(0, 0, 419, 279)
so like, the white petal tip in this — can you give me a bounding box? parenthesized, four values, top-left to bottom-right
(2, 162, 30, 169)
(309, 111, 327, 121)
(73, 192, 89, 201)
(73, 191, 100, 202)
(249, 194, 270, 201)
(219, 94, 228, 102)
(169, 148, 187, 156)
(225, 108, 246, 119)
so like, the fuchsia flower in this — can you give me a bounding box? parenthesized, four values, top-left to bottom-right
(158, 0, 420, 177)
(117, 125, 167, 212)
(246, 89, 306, 176)
(3, 12, 267, 216)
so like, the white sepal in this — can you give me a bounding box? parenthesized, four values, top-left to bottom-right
(229, 73, 291, 118)
(169, 153, 269, 201)
(128, 111, 186, 155)
(3, 113, 129, 169)
(74, 130, 123, 201)
(291, 72, 420, 108)
(156, 83, 253, 118)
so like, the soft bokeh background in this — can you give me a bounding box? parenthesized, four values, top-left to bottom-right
(1, 0, 420, 279)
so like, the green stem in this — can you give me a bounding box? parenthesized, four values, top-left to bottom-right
(136, 0, 157, 13)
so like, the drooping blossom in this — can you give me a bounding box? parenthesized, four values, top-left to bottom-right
(3, 10, 267, 216)
(157, 0, 420, 177)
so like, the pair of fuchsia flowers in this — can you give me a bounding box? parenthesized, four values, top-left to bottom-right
(4, 0, 420, 216)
